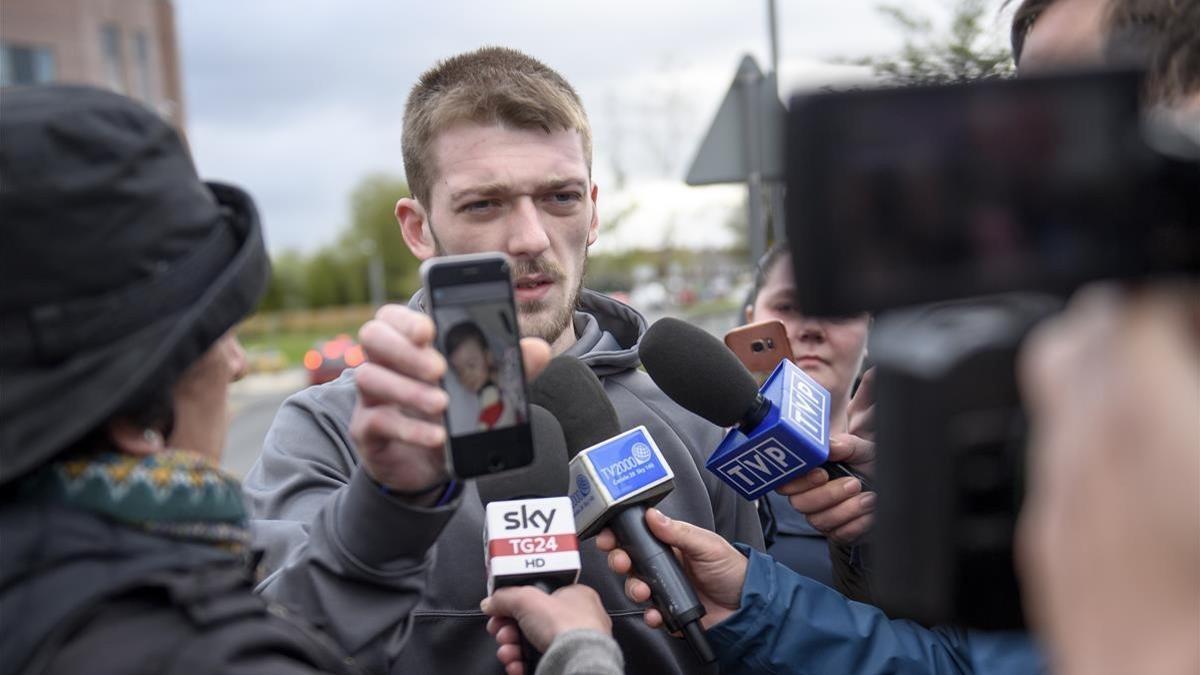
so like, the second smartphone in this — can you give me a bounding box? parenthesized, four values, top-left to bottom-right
(421, 253, 533, 478)
(724, 319, 793, 384)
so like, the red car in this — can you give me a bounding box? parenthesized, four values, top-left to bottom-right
(303, 334, 364, 385)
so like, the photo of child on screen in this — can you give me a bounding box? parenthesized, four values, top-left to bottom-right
(443, 320, 520, 434)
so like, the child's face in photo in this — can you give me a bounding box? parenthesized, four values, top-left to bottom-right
(448, 339, 491, 393)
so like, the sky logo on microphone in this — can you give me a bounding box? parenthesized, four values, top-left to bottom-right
(568, 426, 675, 538)
(706, 359, 831, 499)
(484, 496, 581, 593)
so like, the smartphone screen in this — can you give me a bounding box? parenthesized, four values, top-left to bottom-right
(423, 254, 533, 478)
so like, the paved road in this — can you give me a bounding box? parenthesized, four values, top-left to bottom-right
(221, 370, 307, 479)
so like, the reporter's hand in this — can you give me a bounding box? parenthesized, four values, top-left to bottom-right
(775, 432, 877, 544)
(846, 367, 877, 441)
(596, 508, 746, 631)
(349, 304, 551, 501)
(1017, 285, 1200, 675)
(482, 585, 610, 675)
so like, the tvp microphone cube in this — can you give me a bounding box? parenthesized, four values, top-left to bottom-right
(568, 426, 675, 539)
(705, 359, 832, 499)
(484, 497, 581, 594)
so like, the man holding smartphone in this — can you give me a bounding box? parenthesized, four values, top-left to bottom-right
(243, 47, 763, 675)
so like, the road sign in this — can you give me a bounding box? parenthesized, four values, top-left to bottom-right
(685, 54, 786, 186)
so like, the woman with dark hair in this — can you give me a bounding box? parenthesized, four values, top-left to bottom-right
(741, 243, 876, 591)
(0, 85, 355, 674)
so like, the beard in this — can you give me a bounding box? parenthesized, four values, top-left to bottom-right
(430, 226, 587, 344)
(508, 255, 586, 344)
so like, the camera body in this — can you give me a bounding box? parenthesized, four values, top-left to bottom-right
(785, 69, 1198, 629)
(869, 294, 1059, 629)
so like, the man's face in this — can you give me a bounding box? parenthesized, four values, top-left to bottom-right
(1019, 0, 1110, 73)
(407, 122, 599, 349)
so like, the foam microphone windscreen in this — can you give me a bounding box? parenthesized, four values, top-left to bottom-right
(475, 404, 570, 505)
(640, 317, 762, 427)
(529, 355, 621, 457)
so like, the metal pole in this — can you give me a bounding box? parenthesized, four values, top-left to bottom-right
(765, 1, 784, 247)
(368, 253, 386, 306)
(769, 183, 786, 244)
(361, 239, 387, 306)
(767, 0, 780, 81)
(737, 60, 766, 266)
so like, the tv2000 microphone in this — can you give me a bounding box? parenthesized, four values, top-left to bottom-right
(640, 317, 872, 500)
(530, 356, 716, 664)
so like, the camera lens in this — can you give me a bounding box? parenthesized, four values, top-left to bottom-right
(751, 340, 765, 352)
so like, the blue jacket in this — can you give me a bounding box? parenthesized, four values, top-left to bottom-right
(707, 548, 1047, 675)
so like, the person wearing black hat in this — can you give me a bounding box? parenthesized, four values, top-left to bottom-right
(0, 85, 358, 675)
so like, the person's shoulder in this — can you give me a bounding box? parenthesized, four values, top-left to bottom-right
(600, 369, 723, 450)
(41, 561, 356, 675)
(282, 368, 360, 418)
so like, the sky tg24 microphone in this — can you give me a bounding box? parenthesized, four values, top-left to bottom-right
(484, 496, 581, 594)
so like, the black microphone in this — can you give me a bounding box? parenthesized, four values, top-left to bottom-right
(477, 405, 578, 673)
(476, 404, 570, 505)
(640, 317, 872, 499)
(530, 356, 716, 664)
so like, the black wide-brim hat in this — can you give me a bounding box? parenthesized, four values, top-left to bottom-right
(0, 85, 269, 485)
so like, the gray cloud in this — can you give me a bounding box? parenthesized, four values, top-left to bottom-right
(176, 0, 1007, 253)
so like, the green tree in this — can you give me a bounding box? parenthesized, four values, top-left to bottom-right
(303, 249, 360, 308)
(258, 249, 308, 311)
(341, 172, 421, 301)
(852, 0, 1015, 84)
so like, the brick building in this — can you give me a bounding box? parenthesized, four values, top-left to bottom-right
(1, 0, 185, 130)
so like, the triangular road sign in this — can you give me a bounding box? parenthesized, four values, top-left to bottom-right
(685, 54, 787, 186)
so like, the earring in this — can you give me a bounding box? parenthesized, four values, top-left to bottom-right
(143, 428, 163, 447)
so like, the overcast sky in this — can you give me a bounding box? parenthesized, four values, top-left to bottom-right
(176, 0, 1015, 254)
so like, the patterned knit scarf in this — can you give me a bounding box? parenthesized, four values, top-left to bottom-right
(20, 449, 250, 553)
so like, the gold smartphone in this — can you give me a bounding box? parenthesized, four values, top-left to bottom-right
(723, 320, 793, 384)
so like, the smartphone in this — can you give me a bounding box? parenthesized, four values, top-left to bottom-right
(421, 253, 533, 478)
(724, 320, 793, 384)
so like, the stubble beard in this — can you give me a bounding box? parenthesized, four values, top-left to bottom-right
(513, 254, 587, 344)
(430, 227, 587, 345)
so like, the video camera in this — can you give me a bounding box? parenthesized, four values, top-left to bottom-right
(785, 69, 1198, 629)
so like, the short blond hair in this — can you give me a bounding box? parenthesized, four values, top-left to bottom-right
(402, 46, 593, 206)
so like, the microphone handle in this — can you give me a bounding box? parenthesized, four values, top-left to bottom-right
(611, 505, 716, 664)
(823, 461, 874, 493)
(519, 578, 557, 673)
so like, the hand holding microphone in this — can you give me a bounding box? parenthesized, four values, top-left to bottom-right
(482, 585, 613, 675)
(596, 508, 747, 631)
(530, 356, 716, 664)
(639, 318, 873, 500)
(777, 368, 878, 544)
(478, 405, 579, 674)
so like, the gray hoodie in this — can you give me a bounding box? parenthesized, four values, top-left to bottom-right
(244, 289, 764, 674)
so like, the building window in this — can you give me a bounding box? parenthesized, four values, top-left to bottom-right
(101, 24, 125, 92)
(0, 43, 56, 86)
(133, 31, 154, 102)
